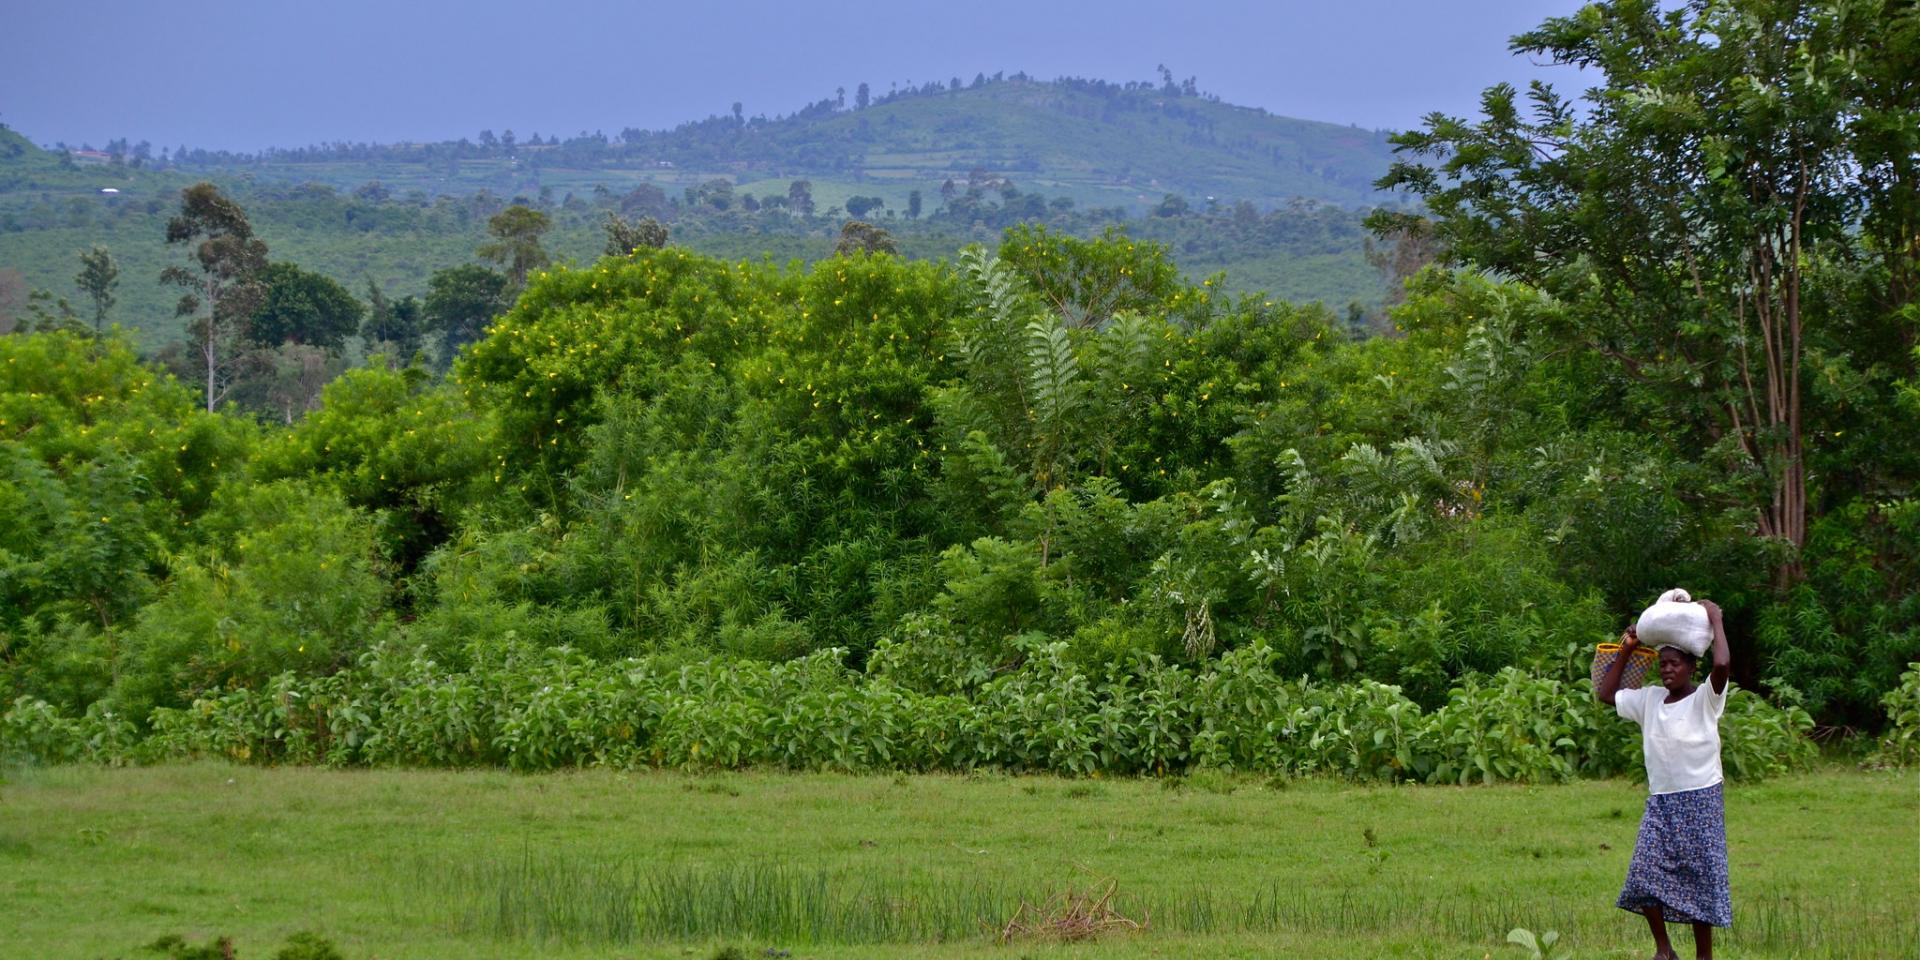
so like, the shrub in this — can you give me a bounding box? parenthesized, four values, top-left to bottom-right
(1871, 664, 1920, 767)
(114, 481, 391, 720)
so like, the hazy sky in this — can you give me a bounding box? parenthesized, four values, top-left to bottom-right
(3, 0, 1592, 152)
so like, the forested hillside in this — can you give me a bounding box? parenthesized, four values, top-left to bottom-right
(149, 72, 1401, 209)
(0, 102, 1386, 348)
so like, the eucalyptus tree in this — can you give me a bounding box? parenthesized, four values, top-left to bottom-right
(161, 183, 268, 412)
(74, 245, 117, 335)
(477, 204, 551, 289)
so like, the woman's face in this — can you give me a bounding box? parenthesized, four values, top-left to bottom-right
(1657, 647, 1695, 691)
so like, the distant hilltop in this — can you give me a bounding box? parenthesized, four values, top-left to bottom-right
(27, 73, 1405, 212)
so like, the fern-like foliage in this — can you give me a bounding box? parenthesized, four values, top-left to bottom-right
(1097, 310, 1160, 401)
(1026, 318, 1082, 428)
(955, 245, 1030, 378)
(1332, 436, 1464, 545)
(1026, 317, 1084, 489)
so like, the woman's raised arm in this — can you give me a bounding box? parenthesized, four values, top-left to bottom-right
(1701, 599, 1731, 694)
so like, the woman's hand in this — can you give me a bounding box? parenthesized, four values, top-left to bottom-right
(1599, 625, 1640, 706)
(1698, 598, 1722, 622)
(1619, 625, 1641, 654)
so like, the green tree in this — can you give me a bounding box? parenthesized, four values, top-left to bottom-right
(602, 212, 669, 257)
(834, 220, 898, 256)
(423, 264, 510, 361)
(360, 280, 426, 360)
(18, 290, 84, 335)
(161, 183, 269, 412)
(74, 245, 118, 335)
(687, 178, 735, 211)
(619, 183, 670, 218)
(907, 189, 923, 220)
(997, 224, 1189, 329)
(477, 204, 551, 288)
(1375, 0, 1918, 587)
(251, 364, 493, 571)
(787, 180, 815, 216)
(0, 331, 252, 643)
(845, 195, 885, 218)
(244, 262, 364, 349)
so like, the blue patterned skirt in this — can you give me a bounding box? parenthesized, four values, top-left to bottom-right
(1617, 781, 1732, 927)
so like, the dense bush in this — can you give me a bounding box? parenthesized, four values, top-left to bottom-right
(112, 481, 393, 720)
(1, 645, 1816, 782)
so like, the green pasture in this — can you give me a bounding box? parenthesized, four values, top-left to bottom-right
(1, 764, 1911, 959)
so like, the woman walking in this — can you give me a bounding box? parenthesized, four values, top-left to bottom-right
(1595, 598, 1733, 960)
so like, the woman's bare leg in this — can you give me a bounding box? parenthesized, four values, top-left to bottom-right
(1692, 921, 1712, 959)
(1642, 905, 1677, 959)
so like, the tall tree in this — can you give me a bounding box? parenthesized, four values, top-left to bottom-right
(74, 245, 118, 335)
(161, 183, 268, 411)
(787, 180, 815, 216)
(1376, 0, 1919, 586)
(478, 204, 551, 288)
(856, 82, 871, 110)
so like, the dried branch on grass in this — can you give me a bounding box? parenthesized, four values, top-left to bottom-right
(998, 878, 1146, 943)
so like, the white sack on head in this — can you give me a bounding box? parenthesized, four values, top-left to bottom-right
(1636, 588, 1711, 657)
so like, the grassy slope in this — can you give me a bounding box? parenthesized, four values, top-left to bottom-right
(1, 764, 1912, 959)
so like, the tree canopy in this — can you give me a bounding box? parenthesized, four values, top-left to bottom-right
(245, 262, 364, 349)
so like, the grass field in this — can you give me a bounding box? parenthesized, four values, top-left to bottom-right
(2, 764, 1911, 959)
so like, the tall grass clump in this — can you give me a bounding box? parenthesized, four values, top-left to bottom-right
(407, 854, 1916, 956)
(412, 855, 1021, 945)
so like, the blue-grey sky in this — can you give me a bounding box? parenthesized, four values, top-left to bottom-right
(2, 0, 1591, 152)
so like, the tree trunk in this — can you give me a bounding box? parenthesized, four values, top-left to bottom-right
(1734, 170, 1810, 589)
(203, 332, 217, 413)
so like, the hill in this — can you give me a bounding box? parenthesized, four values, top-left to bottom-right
(622, 74, 1400, 209)
(153, 74, 1404, 213)
(1, 75, 1401, 346)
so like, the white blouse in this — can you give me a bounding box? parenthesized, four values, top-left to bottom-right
(1615, 681, 1727, 795)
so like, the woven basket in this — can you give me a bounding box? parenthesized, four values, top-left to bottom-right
(1591, 642, 1658, 690)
